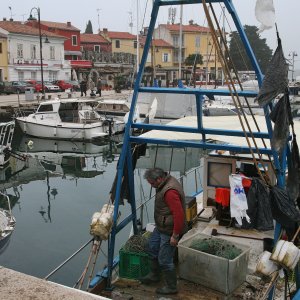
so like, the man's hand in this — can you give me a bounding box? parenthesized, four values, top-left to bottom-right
(170, 234, 179, 246)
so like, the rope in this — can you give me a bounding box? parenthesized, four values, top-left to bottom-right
(214, 4, 275, 176)
(202, 0, 271, 185)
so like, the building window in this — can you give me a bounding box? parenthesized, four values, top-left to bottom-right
(0, 43, 2, 54)
(18, 71, 24, 81)
(134, 40, 137, 49)
(173, 35, 179, 47)
(17, 44, 23, 58)
(115, 40, 120, 48)
(49, 71, 57, 82)
(31, 72, 37, 80)
(30, 45, 36, 59)
(72, 35, 78, 46)
(195, 36, 200, 48)
(50, 46, 55, 59)
(94, 45, 100, 53)
(163, 53, 169, 62)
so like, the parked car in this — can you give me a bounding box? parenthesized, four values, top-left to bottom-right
(0, 81, 14, 95)
(24, 79, 39, 92)
(10, 81, 32, 93)
(66, 80, 80, 91)
(52, 80, 73, 92)
(35, 81, 60, 93)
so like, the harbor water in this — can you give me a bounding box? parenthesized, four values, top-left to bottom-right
(0, 128, 205, 287)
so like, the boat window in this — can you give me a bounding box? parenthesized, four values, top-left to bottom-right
(37, 104, 53, 112)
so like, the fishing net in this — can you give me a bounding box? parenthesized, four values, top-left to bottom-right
(256, 38, 289, 107)
(189, 238, 242, 260)
(123, 234, 148, 253)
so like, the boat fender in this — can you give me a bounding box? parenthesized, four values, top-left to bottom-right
(90, 204, 114, 240)
(256, 251, 279, 276)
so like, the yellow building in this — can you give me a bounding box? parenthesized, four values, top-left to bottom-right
(100, 29, 136, 55)
(0, 32, 8, 81)
(154, 22, 223, 82)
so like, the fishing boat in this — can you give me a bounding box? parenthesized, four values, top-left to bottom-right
(40, 1, 299, 299)
(0, 121, 15, 168)
(0, 192, 16, 252)
(15, 99, 125, 141)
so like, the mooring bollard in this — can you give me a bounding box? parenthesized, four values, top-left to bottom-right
(48, 95, 52, 100)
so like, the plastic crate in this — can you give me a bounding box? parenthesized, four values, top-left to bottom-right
(119, 248, 150, 279)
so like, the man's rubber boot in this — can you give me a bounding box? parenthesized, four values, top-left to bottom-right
(139, 259, 160, 284)
(156, 269, 178, 295)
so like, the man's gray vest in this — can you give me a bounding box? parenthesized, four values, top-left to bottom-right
(154, 175, 187, 235)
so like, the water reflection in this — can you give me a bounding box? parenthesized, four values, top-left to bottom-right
(0, 134, 207, 287)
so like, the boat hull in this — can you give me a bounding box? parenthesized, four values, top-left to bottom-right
(16, 118, 109, 141)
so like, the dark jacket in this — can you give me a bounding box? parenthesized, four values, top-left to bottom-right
(154, 175, 187, 235)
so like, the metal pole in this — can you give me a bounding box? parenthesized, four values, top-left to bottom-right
(44, 238, 94, 280)
(136, 0, 139, 74)
(178, 4, 183, 80)
(37, 8, 45, 99)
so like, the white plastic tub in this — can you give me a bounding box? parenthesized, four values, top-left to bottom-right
(178, 233, 250, 295)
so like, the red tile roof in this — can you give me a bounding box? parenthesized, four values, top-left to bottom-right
(80, 34, 109, 44)
(40, 20, 80, 31)
(140, 37, 173, 48)
(0, 21, 65, 38)
(101, 30, 136, 40)
(162, 24, 210, 33)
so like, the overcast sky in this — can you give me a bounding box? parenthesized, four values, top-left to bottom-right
(1, 0, 299, 70)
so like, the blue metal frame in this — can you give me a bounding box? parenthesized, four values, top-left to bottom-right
(99, 0, 293, 298)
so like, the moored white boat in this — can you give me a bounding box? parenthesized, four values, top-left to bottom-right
(16, 98, 125, 141)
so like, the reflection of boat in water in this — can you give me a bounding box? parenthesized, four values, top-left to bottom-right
(0, 121, 15, 168)
(17, 136, 110, 156)
(16, 136, 117, 178)
(15, 99, 125, 141)
(0, 192, 16, 253)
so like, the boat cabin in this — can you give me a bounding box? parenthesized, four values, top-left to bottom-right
(35, 99, 102, 124)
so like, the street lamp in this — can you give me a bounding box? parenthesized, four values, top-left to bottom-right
(28, 7, 46, 98)
(289, 51, 298, 82)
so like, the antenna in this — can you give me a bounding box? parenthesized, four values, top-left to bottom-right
(8, 6, 15, 20)
(168, 7, 176, 24)
(96, 9, 101, 32)
(128, 11, 133, 34)
(20, 14, 27, 22)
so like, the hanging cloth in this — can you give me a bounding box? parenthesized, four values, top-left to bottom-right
(255, 0, 276, 33)
(256, 38, 289, 107)
(287, 134, 300, 203)
(229, 174, 250, 226)
(269, 91, 293, 156)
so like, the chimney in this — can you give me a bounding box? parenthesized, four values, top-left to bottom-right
(3, 18, 6, 21)
(67, 21, 71, 27)
(9, 18, 13, 22)
(189, 19, 194, 25)
(103, 28, 108, 34)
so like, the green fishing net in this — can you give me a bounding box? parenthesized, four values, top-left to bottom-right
(189, 238, 242, 260)
(123, 234, 149, 253)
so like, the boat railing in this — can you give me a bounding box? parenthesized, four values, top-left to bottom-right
(0, 121, 15, 149)
(134, 165, 203, 214)
(14, 108, 36, 118)
(0, 191, 12, 216)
